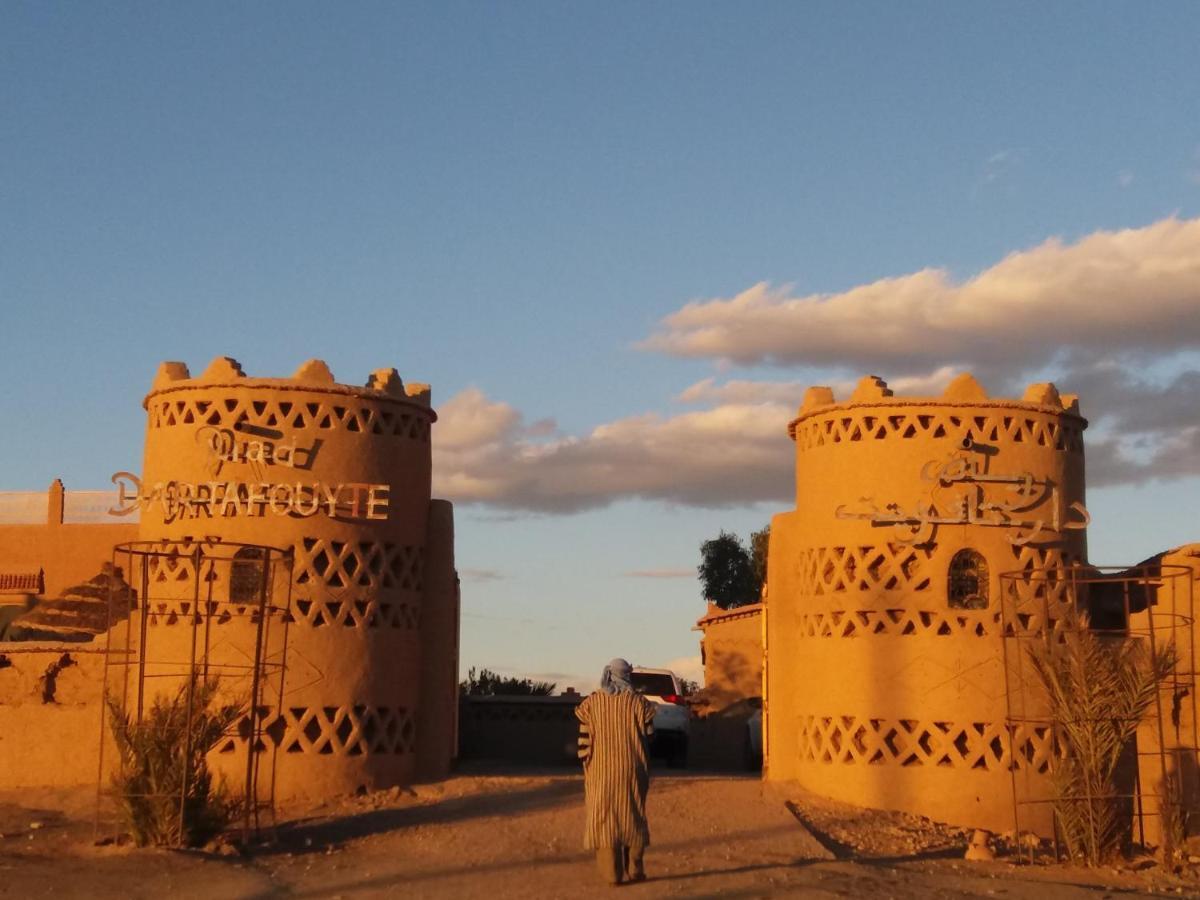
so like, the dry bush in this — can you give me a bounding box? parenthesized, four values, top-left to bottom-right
(1160, 768, 1187, 869)
(1028, 612, 1177, 865)
(107, 677, 245, 847)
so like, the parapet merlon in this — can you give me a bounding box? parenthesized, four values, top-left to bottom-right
(145, 357, 433, 409)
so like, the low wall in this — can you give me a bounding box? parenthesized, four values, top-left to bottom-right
(458, 696, 582, 766)
(0, 522, 136, 602)
(0, 641, 112, 788)
(689, 700, 760, 771)
(696, 603, 763, 713)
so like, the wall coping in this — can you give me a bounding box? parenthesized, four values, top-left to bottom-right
(461, 694, 583, 705)
(696, 602, 764, 630)
(0, 639, 112, 655)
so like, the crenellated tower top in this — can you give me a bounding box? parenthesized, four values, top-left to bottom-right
(789, 373, 1083, 445)
(145, 356, 433, 411)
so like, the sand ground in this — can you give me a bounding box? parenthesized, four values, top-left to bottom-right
(2, 767, 1198, 898)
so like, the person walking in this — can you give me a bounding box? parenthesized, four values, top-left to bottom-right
(576, 658, 656, 886)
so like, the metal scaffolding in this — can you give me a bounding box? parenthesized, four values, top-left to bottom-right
(95, 539, 292, 845)
(1000, 562, 1198, 862)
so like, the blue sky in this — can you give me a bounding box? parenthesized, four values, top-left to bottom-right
(3, 4, 1199, 689)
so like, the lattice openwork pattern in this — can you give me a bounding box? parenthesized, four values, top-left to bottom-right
(797, 715, 1054, 773)
(140, 594, 419, 629)
(796, 544, 934, 597)
(797, 609, 999, 639)
(148, 395, 430, 441)
(294, 539, 423, 592)
(793, 410, 1083, 454)
(1001, 545, 1083, 638)
(144, 598, 276, 627)
(148, 551, 197, 586)
(293, 596, 419, 629)
(218, 705, 416, 756)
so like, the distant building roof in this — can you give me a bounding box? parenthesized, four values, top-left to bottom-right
(695, 601, 763, 630)
(0, 571, 43, 594)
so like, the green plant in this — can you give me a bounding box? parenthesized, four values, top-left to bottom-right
(459, 667, 556, 696)
(1160, 768, 1186, 871)
(698, 531, 758, 610)
(1028, 614, 1177, 865)
(750, 524, 771, 592)
(107, 676, 245, 847)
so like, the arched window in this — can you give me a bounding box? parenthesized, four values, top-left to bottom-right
(948, 549, 988, 609)
(229, 547, 266, 604)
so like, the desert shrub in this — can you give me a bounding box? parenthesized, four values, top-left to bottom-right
(459, 667, 555, 696)
(107, 677, 245, 847)
(1160, 768, 1187, 869)
(1028, 613, 1177, 865)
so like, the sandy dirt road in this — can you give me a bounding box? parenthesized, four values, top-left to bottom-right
(1, 770, 1196, 898)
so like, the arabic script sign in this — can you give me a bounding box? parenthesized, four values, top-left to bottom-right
(835, 452, 1088, 546)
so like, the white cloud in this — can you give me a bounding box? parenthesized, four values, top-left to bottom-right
(983, 148, 1025, 184)
(663, 655, 704, 686)
(459, 568, 508, 583)
(639, 217, 1200, 375)
(676, 377, 806, 406)
(1066, 361, 1200, 485)
(1117, 170, 1135, 189)
(433, 388, 794, 513)
(635, 217, 1200, 489)
(676, 367, 959, 407)
(431, 218, 1200, 515)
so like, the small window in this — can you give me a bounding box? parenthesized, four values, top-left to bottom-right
(948, 549, 988, 609)
(229, 547, 266, 604)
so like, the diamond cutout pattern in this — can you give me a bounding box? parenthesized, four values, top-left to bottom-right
(145, 598, 271, 627)
(289, 538, 423, 630)
(793, 411, 1083, 454)
(218, 706, 416, 756)
(265, 705, 415, 756)
(292, 596, 419, 629)
(797, 545, 934, 597)
(149, 394, 430, 441)
(294, 539, 423, 592)
(797, 609, 999, 639)
(797, 715, 1054, 773)
(1001, 545, 1082, 638)
(148, 552, 197, 585)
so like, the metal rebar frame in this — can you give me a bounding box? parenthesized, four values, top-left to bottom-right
(1000, 563, 1198, 864)
(94, 540, 292, 847)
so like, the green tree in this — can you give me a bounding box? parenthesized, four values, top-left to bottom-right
(698, 531, 758, 610)
(750, 524, 771, 590)
(459, 667, 556, 696)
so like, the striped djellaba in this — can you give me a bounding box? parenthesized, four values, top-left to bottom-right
(575, 691, 656, 849)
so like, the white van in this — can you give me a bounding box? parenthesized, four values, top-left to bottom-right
(631, 666, 691, 767)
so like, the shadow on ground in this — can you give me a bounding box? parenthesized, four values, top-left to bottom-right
(267, 778, 583, 854)
(242, 823, 813, 900)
